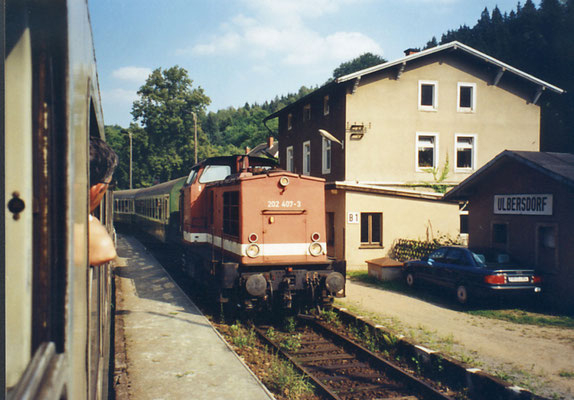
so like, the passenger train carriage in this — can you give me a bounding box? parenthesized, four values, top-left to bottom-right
(114, 155, 346, 310)
(5, 1, 114, 399)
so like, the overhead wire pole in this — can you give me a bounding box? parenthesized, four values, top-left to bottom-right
(121, 129, 133, 189)
(192, 112, 198, 164)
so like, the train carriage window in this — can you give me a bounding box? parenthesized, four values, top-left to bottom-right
(223, 191, 240, 237)
(199, 165, 231, 183)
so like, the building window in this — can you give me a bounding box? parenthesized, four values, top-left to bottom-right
(492, 223, 508, 246)
(323, 95, 330, 116)
(455, 134, 476, 171)
(361, 213, 382, 247)
(416, 133, 438, 170)
(419, 80, 438, 111)
(286, 146, 294, 172)
(322, 137, 331, 174)
(303, 104, 311, 121)
(302, 141, 311, 175)
(457, 82, 476, 112)
(287, 113, 293, 130)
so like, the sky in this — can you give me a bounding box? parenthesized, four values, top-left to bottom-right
(89, 0, 539, 128)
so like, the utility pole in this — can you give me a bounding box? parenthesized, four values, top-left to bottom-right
(129, 130, 133, 189)
(192, 111, 198, 164)
(121, 129, 133, 189)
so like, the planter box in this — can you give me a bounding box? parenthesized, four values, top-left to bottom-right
(366, 257, 404, 281)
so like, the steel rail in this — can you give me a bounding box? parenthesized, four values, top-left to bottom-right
(252, 316, 454, 400)
(298, 315, 454, 400)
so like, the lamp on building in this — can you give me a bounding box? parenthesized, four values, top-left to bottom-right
(318, 129, 344, 149)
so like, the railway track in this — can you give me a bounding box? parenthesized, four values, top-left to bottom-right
(253, 315, 454, 400)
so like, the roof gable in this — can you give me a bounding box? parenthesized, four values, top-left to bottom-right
(336, 41, 564, 95)
(444, 151, 574, 200)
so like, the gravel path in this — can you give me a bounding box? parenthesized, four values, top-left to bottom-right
(335, 279, 574, 399)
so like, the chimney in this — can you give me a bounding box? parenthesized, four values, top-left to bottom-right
(404, 48, 420, 56)
(267, 136, 274, 148)
(245, 146, 251, 154)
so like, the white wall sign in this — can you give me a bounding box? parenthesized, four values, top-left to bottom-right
(347, 212, 360, 224)
(493, 194, 553, 216)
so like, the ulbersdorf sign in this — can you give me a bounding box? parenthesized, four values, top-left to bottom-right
(493, 194, 553, 216)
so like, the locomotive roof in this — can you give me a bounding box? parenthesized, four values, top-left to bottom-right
(193, 154, 278, 171)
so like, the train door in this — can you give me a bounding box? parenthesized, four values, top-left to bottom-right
(6, 1, 71, 397)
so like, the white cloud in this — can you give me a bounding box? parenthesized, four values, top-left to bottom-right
(102, 88, 139, 105)
(112, 66, 152, 83)
(180, 0, 383, 71)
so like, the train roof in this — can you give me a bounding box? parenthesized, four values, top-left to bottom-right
(113, 188, 140, 199)
(134, 176, 187, 198)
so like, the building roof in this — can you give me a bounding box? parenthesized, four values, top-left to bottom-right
(326, 181, 452, 201)
(264, 41, 564, 123)
(444, 151, 574, 200)
(336, 41, 565, 95)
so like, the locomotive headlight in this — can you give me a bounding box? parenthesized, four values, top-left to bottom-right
(309, 242, 323, 257)
(279, 176, 290, 187)
(246, 243, 260, 258)
(325, 272, 345, 293)
(246, 274, 267, 297)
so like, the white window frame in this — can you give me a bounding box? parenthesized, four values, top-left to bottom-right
(418, 80, 438, 111)
(302, 141, 311, 175)
(457, 82, 476, 113)
(322, 137, 331, 174)
(415, 132, 439, 171)
(303, 104, 311, 121)
(287, 113, 293, 130)
(323, 95, 330, 116)
(286, 146, 294, 172)
(454, 134, 477, 172)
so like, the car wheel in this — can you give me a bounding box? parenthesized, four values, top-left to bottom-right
(456, 284, 469, 304)
(406, 272, 415, 288)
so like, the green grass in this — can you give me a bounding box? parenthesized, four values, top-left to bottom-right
(466, 309, 574, 329)
(558, 370, 574, 379)
(267, 356, 314, 399)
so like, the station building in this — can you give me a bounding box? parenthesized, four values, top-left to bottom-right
(264, 41, 564, 268)
(444, 151, 574, 312)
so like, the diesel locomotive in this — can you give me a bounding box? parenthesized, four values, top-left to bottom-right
(114, 155, 346, 310)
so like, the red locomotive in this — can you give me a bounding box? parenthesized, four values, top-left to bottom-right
(115, 155, 346, 310)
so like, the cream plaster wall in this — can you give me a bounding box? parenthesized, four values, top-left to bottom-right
(344, 55, 540, 184)
(341, 191, 460, 269)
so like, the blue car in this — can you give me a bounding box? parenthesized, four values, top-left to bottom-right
(404, 246, 542, 304)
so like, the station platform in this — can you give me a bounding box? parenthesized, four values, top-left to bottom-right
(113, 234, 275, 400)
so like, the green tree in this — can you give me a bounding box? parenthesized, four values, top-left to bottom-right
(131, 66, 211, 184)
(332, 53, 387, 79)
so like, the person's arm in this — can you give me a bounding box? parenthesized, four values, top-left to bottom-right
(88, 215, 117, 266)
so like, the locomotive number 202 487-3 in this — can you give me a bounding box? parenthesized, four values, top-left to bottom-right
(267, 200, 302, 208)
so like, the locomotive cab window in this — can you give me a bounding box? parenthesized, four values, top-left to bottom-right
(186, 168, 199, 185)
(199, 165, 231, 183)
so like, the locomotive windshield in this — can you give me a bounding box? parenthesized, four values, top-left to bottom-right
(199, 165, 231, 183)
